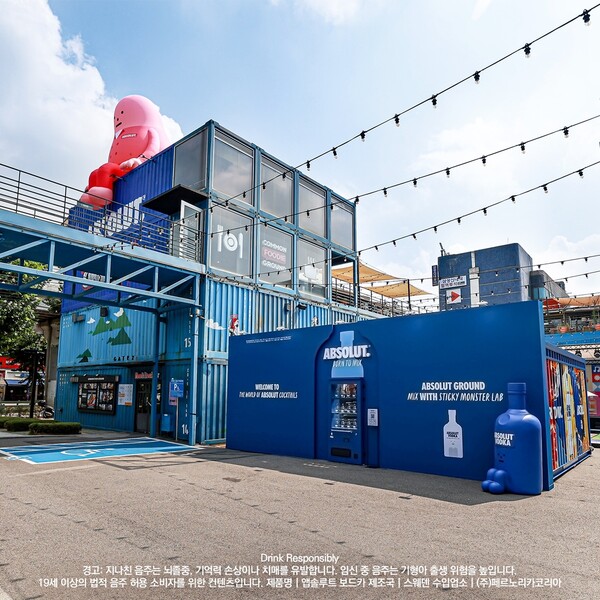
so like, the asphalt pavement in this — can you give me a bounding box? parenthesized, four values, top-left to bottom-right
(0, 430, 598, 600)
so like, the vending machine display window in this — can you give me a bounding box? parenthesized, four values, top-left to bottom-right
(329, 381, 362, 464)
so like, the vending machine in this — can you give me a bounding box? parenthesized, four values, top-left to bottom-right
(328, 381, 362, 464)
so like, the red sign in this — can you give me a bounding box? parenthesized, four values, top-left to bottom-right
(0, 357, 21, 370)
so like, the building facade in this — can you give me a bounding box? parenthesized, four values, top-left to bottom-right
(56, 120, 371, 443)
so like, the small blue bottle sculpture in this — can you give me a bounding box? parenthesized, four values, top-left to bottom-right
(482, 382, 543, 495)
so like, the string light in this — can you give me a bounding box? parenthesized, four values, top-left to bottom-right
(579, 169, 584, 178)
(354, 160, 600, 258)
(481, 156, 487, 166)
(201, 7, 599, 212)
(413, 178, 417, 187)
(446, 168, 451, 178)
(473, 71, 480, 83)
(563, 126, 569, 138)
(543, 184, 548, 193)
(383, 187, 388, 197)
(583, 8, 591, 24)
(332, 147, 338, 158)
(520, 142, 526, 153)
(306, 160, 310, 171)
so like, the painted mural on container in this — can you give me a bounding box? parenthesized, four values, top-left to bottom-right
(546, 358, 590, 474)
(58, 307, 155, 367)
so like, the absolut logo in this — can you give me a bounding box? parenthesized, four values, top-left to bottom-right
(323, 345, 371, 360)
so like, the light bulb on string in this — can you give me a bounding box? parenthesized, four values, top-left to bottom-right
(583, 9, 590, 25)
(360, 131, 366, 142)
(446, 168, 450, 178)
(431, 95, 437, 108)
(332, 147, 338, 159)
(394, 114, 400, 127)
(579, 170, 584, 178)
(520, 142, 526, 154)
(473, 71, 480, 84)
(563, 126, 569, 138)
(524, 43, 531, 58)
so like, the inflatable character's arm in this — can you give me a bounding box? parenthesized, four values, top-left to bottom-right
(119, 128, 161, 170)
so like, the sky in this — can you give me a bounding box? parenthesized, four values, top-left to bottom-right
(1, 0, 599, 302)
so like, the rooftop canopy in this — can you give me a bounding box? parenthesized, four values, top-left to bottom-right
(333, 261, 429, 298)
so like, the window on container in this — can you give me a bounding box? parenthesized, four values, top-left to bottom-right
(173, 130, 207, 191)
(260, 159, 292, 220)
(209, 206, 253, 277)
(213, 133, 253, 204)
(330, 199, 354, 249)
(298, 180, 325, 238)
(297, 238, 327, 298)
(259, 226, 292, 288)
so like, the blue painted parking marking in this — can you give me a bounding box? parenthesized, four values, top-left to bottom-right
(0, 437, 195, 464)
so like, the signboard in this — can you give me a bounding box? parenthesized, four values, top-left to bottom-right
(76, 375, 119, 414)
(367, 408, 379, 427)
(446, 289, 462, 304)
(431, 265, 439, 287)
(439, 276, 467, 290)
(118, 383, 133, 406)
(169, 379, 184, 406)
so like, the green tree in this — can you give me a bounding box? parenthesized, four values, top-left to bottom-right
(0, 292, 44, 355)
(0, 260, 58, 416)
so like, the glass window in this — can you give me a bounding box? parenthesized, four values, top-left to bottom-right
(259, 226, 292, 288)
(298, 180, 325, 238)
(330, 200, 354, 249)
(260, 159, 292, 220)
(298, 239, 327, 298)
(209, 206, 253, 277)
(213, 134, 253, 203)
(173, 130, 207, 191)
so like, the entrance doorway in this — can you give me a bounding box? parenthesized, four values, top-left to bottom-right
(135, 380, 152, 433)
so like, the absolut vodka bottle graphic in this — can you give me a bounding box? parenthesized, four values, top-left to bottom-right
(330, 331, 365, 379)
(443, 409, 463, 458)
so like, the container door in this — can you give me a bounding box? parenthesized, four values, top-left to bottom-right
(328, 380, 362, 464)
(134, 380, 152, 434)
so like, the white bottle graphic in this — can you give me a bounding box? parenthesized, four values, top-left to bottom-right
(443, 409, 463, 458)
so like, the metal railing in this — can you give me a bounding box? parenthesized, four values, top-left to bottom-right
(0, 162, 206, 258)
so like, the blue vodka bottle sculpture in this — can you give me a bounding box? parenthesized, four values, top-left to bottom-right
(482, 383, 543, 495)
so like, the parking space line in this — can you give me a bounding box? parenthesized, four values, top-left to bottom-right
(0, 437, 196, 464)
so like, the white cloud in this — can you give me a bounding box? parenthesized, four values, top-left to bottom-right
(472, 0, 493, 20)
(279, 0, 364, 25)
(0, 0, 182, 192)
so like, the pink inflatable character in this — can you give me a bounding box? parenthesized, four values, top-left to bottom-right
(81, 95, 170, 209)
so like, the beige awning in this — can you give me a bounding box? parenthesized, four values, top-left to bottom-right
(369, 281, 429, 299)
(332, 262, 393, 284)
(333, 261, 430, 298)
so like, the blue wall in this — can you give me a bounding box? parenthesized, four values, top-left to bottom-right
(227, 301, 579, 491)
